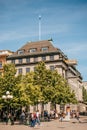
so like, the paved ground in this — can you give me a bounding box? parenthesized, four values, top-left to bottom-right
(0, 116, 87, 130)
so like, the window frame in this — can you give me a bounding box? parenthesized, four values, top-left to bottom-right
(18, 59, 22, 64)
(18, 50, 24, 55)
(18, 68, 22, 74)
(41, 47, 48, 52)
(11, 59, 15, 64)
(26, 58, 30, 63)
(42, 56, 46, 61)
(29, 48, 37, 53)
(50, 55, 54, 61)
(50, 66, 55, 71)
(26, 68, 30, 73)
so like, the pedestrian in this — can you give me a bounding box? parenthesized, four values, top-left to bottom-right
(20, 110, 25, 124)
(76, 111, 80, 123)
(30, 112, 36, 127)
(36, 110, 40, 126)
(59, 112, 63, 122)
(9, 112, 14, 125)
(3, 112, 9, 125)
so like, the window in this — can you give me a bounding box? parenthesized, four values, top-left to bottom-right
(18, 59, 22, 64)
(41, 47, 48, 52)
(26, 58, 30, 63)
(34, 57, 38, 62)
(50, 55, 54, 61)
(18, 68, 22, 74)
(42, 56, 46, 61)
(11, 60, 15, 64)
(50, 66, 55, 71)
(29, 48, 37, 53)
(26, 68, 30, 73)
(0, 62, 2, 68)
(18, 50, 24, 55)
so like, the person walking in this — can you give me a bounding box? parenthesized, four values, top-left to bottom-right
(30, 112, 36, 127)
(9, 112, 14, 125)
(76, 110, 80, 123)
(36, 110, 40, 126)
(20, 110, 25, 124)
(3, 112, 9, 125)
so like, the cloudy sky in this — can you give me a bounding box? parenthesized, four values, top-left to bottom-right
(0, 0, 87, 81)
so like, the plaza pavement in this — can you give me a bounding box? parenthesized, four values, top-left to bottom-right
(0, 116, 87, 130)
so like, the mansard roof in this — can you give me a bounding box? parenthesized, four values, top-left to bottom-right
(17, 39, 57, 52)
(7, 39, 68, 61)
(6, 39, 82, 80)
(20, 39, 57, 50)
(8, 39, 61, 57)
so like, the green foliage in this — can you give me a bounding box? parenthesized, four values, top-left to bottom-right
(34, 61, 77, 104)
(20, 72, 42, 105)
(0, 63, 23, 109)
(0, 62, 77, 110)
(50, 71, 77, 104)
(82, 86, 87, 103)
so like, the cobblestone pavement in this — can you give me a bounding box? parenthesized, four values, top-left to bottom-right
(0, 116, 87, 130)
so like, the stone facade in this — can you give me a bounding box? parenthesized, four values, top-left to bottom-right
(83, 81, 87, 90)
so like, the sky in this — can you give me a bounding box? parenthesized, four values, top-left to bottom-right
(0, 0, 87, 81)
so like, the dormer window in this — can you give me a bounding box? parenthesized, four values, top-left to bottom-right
(18, 50, 24, 55)
(41, 47, 48, 52)
(29, 48, 37, 53)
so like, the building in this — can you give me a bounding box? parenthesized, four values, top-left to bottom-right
(0, 50, 13, 75)
(7, 39, 83, 112)
(83, 81, 87, 90)
(82, 81, 87, 112)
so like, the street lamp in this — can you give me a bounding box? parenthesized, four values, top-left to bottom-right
(2, 91, 13, 113)
(2, 91, 13, 99)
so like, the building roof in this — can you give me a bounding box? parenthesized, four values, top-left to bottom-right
(9, 39, 60, 57)
(0, 50, 13, 57)
(18, 39, 57, 52)
(6, 39, 83, 80)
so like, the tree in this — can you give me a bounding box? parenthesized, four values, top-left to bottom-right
(33, 62, 77, 105)
(82, 86, 87, 104)
(51, 70, 77, 104)
(0, 63, 23, 109)
(19, 72, 42, 106)
(0, 62, 77, 112)
(34, 62, 54, 103)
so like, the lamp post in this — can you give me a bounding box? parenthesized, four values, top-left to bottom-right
(2, 91, 13, 113)
(38, 99, 44, 117)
